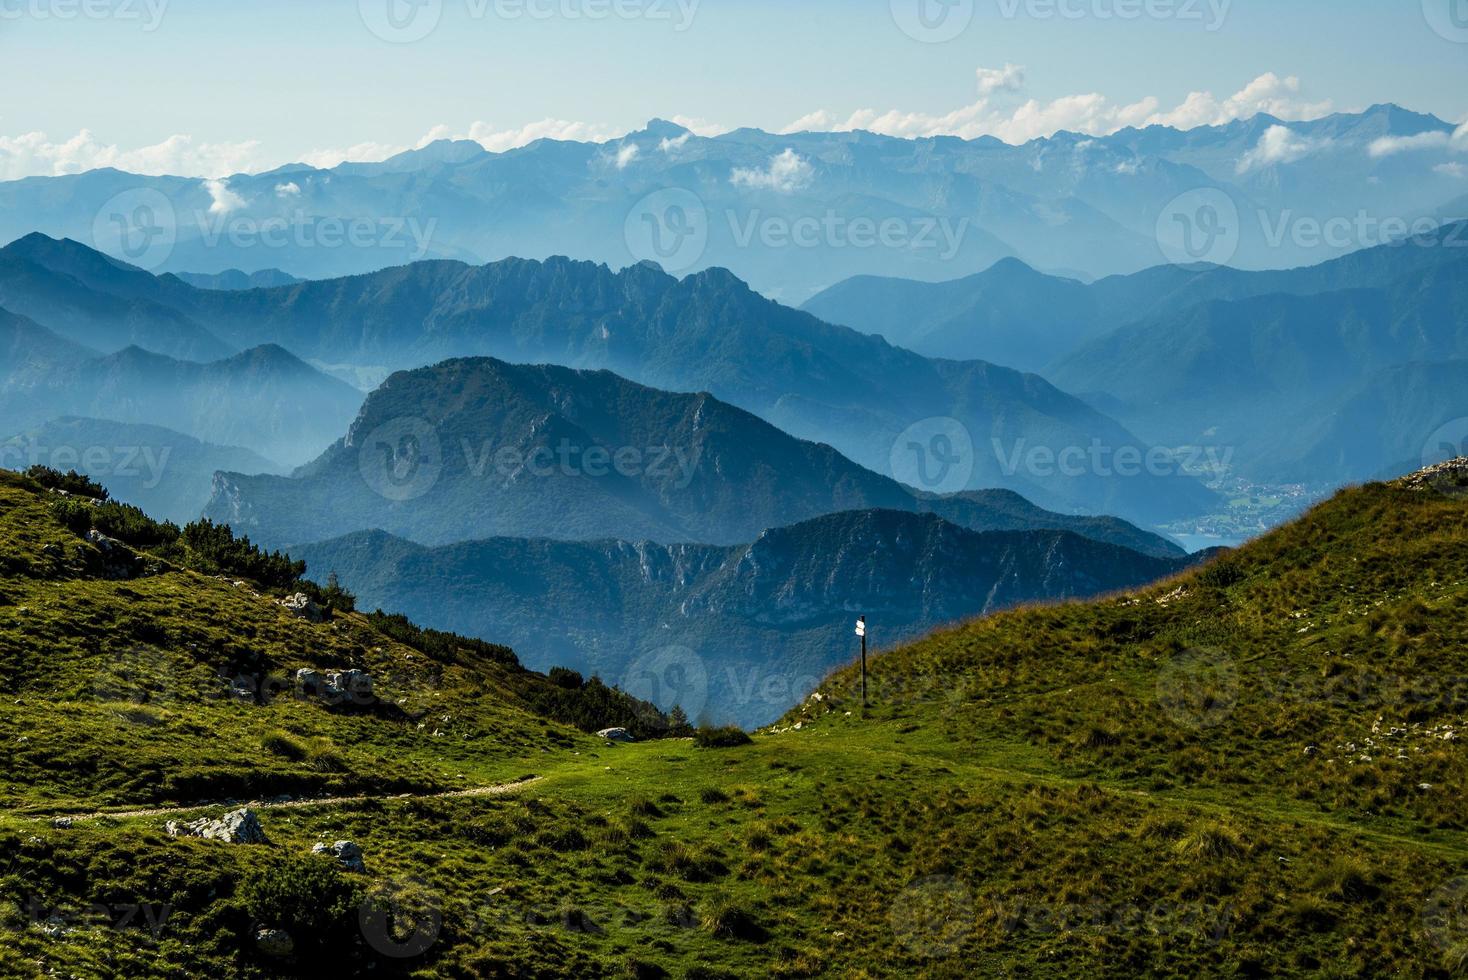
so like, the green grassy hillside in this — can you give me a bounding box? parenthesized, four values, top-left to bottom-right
(1, 463, 1467, 977)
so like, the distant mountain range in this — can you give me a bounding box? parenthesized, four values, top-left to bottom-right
(297, 508, 1195, 726)
(0, 237, 232, 362)
(0, 310, 362, 467)
(806, 226, 1468, 487)
(805, 227, 1468, 369)
(0, 417, 282, 523)
(1, 106, 1462, 301)
(204, 356, 1183, 557)
(1048, 251, 1468, 483)
(0, 234, 1216, 525)
(174, 268, 302, 291)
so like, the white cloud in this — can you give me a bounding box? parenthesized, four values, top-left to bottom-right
(295, 119, 629, 171)
(275, 181, 301, 197)
(1235, 125, 1332, 174)
(296, 140, 414, 169)
(1436, 162, 1468, 179)
(976, 63, 1025, 99)
(462, 118, 625, 152)
(203, 178, 245, 214)
(1150, 73, 1332, 130)
(659, 133, 692, 153)
(1369, 131, 1451, 158)
(780, 71, 1334, 146)
(666, 115, 727, 138)
(0, 129, 263, 180)
(731, 149, 814, 194)
(779, 110, 840, 135)
(0, 73, 1354, 182)
(614, 143, 640, 169)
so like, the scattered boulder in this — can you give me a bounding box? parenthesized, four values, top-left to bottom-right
(255, 928, 294, 957)
(166, 808, 270, 844)
(597, 727, 635, 743)
(312, 839, 366, 873)
(86, 529, 120, 552)
(278, 593, 324, 623)
(85, 529, 143, 580)
(51, 817, 73, 829)
(297, 668, 375, 705)
(329, 670, 374, 703)
(296, 668, 327, 697)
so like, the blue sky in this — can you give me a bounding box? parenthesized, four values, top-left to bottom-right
(1, 0, 1465, 177)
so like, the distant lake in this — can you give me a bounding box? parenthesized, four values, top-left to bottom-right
(1172, 533, 1247, 553)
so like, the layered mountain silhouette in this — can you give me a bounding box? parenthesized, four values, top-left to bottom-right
(2, 106, 1462, 298)
(0, 417, 283, 523)
(0, 314, 362, 467)
(0, 235, 232, 361)
(1246, 361, 1468, 485)
(805, 225, 1468, 368)
(1048, 251, 1468, 479)
(1, 235, 1217, 524)
(174, 268, 303, 290)
(204, 357, 1184, 557)
(807, 226, 1468, 487)
(297, 508, 1195, 726)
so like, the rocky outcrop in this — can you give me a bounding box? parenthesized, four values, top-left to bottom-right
(297, 667, 374, 705)
(165, 808, 269, 844)
(312, 839, 366, 873)
(1397, 456, 1468, 497)
(279, 592, 324, 622)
